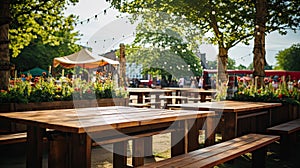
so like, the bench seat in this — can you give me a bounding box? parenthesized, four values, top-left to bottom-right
(129, 103, 151, 108)
(267, 118, 300, 134)
(267, 118, 300, 159)
(0, 132, 27, 145)
(138, 134, 279, 168)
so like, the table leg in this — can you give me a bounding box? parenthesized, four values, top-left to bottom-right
(144, 137, 153, 157)
(171, 120, 185, 157)
(200, 94, 206, 102)
(204, 116, 217, 146)
(69, 133, 91, 168)
(113, 141, 128, 168)
(187, 118, 200, 152)
(222, 113, 237, 141)
(155, 94, 161, 109)
(137, 93, 143, 103)
(48, 133, 68, 168)
(252, 146, 267, 168)
(132, 138, 145, 167)
(26, 126, 45, 168)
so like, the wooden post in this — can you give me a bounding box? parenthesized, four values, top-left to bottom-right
(69, 133, 91, 168)
(113, 141, 128, 168)
(26, 126, 45, 168)
(119, 43, 126, 87)
(132, 138, 145, 167)
(0, 0, 11, 90)
(171, 120, 185, 157)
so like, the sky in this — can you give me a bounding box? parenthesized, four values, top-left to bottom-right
(64, 0, 300, 67)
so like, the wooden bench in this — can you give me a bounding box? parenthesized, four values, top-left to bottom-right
(267, 118, 300, 159)
(0, 132, 27, 145)
(0, 129, 55, 145)
(129, 103, 151, 108)
(138, 134, 280, 168)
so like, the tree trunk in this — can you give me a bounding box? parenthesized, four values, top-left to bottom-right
(119, 43, 126, 87)
(0, 0, 11, 90)
(217, 47, 228, 86)
(253, 0, 267, 88)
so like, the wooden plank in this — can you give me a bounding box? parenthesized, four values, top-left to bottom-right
(137, 134, 279, 168)
(171, 120, 185, 157)
(138, 134, 279, 168)
(69, 133, 91, 168)
(0, 132, 27, 145)
(132, 138, 145, 167)
(222, 112, 237, 141)
(26, 126, 45, 168)
(267, 118, 300, 134)
(48, 133, 68, 168)
(113, 141, 128, 168)
(0, 107, 214, 134)
(185, 135, 279, 168)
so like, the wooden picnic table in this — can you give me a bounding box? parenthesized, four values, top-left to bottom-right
(186, 89, 217, 102)
(177, 101, 282, 141)
(162, 87, 193, 96)
(162, 87, 194, 103)
(0, 106, 215, 168)
(127, 88, 172, 108)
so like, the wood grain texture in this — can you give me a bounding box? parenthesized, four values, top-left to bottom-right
(179, 100, 282, 113)
(138, 134, 279, 168)
(0, 106, 214, 134)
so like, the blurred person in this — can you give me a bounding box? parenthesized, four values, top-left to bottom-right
(198, 76, 203, 89)
(178, 77, 184, 88)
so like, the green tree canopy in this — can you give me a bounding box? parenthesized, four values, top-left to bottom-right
(109, 0, 300, 84)
(274, 43, 300, 71)
(9, 0, 79, 57)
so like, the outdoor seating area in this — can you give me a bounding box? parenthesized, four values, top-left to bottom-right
(1, 1, 300, 168)
(1, 87, 300, 167)
(127, 87, 217, 109)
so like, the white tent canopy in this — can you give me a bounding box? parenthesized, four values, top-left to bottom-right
(53, 48, 119, 69)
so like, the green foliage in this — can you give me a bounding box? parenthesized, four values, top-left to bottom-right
(9, 0, 79, 57)
(236, 64, 247, 70)
(227, 57, 236, 70)
(11, 37, 81, 72)
(247, 63, 253, 70)
(232, 80, 300, 105)
(116, 10, 203, 79)
(0, 77, 127, 103)
(274, 43, 300, 71)
(109, 0, 300, 76)
(207, 60, 217, 70)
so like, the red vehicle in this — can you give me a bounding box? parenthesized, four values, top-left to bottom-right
(203, 69, 300, 89)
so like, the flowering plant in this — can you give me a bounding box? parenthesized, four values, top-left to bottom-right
(0, 77, 128, 104)
(232, 79, 300, 105)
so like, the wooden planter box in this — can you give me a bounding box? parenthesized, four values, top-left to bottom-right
(0, 98, 129, 133)
(270, 103, 300, 126)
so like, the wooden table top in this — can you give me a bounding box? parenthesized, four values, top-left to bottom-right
(177, 101, 282, 113)
(162, 87, 194, 91)
(186, 89, 217, 93)
(0, 106, 215, 134)
(127, 88, 172, 93)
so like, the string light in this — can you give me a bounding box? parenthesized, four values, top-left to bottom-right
(75, 7, 111, 25)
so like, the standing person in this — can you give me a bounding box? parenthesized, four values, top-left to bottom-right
(178, 77, 185, 88)
(287, 79, 294, 91)
(190, 77, 196, 88)
(198, 76, 204, 89)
